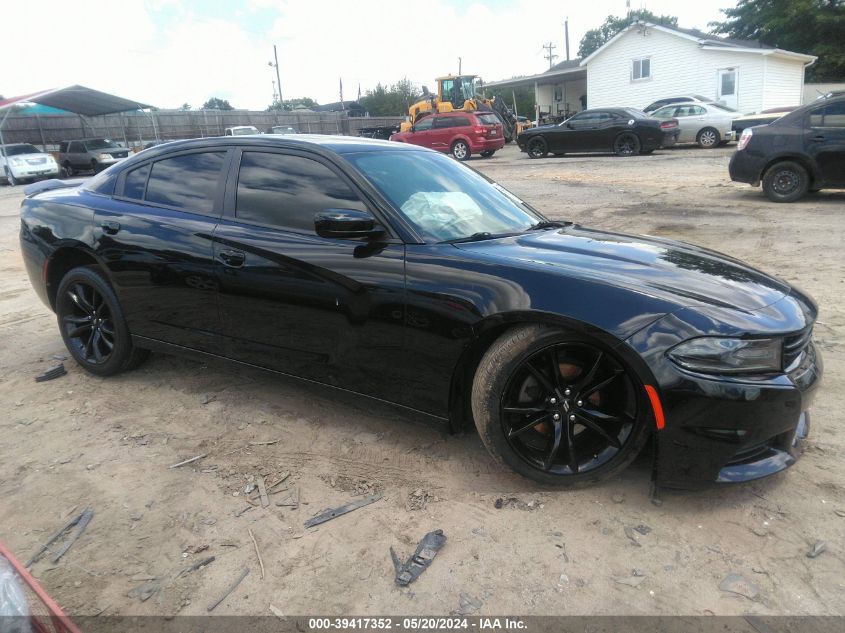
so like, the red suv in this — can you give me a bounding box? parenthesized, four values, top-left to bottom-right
(390, 111, 505, 160)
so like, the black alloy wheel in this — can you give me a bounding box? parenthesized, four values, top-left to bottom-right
(56, 266, 149, 376)
(527, 136, 548, 159)
(762, 160, 809, 203)
(472, 325, 649, 486)
(614, 133, 641, 157)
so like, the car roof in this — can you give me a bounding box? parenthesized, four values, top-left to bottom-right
(131, 134, 426, 158)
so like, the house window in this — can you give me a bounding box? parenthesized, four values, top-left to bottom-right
(632, 57, 651, 81)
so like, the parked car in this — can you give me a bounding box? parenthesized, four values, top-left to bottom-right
(731, 106, 798, 136)
(268, 125, 299, 135)
(58, 139, 131, 175)
(19, 136, 820, 489)
(1, 143, 60, 185)
(729, 93, 845, 202)
(516, 108, 679, 158)
(224, 126, 260, 136)
(389, 111, 504, 160)
(643, 95, 714, 113)
(650, 102, 734, 148)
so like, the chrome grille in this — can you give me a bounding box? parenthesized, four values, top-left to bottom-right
(783, 326, 813, 369)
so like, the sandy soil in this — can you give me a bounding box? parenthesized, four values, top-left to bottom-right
(0, 145, 842, 618)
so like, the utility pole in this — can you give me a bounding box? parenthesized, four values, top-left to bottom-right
(564, 18, 570, 60)
(458, 56, 462, 75)
(268, 45, 283, 106)
(542, 42, 558, 69)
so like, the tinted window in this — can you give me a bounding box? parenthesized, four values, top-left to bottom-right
(810, 101, 845, 128)
(235, 152, 367, 232)
(414, 118, 434, 131)
(476, 114, 500, 125)
(68, 142, 84, 153)
(145, 152, 225, 213)
(59, 142, 68, 153)
(123, 164, 150, 199)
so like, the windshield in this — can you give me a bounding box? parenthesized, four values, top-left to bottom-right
(476, 113, 500, 125)
(3, 144, 41, 156)
(232, 127, 259, 135)
(345, 150, 542, 242)
(651, 107, 674, 118)
(85, 139, 120, 149)
(707, 102, 737, 112)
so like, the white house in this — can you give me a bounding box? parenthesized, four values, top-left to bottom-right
(580, 22, 817, 113)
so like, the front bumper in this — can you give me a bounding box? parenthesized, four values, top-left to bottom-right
(8, 164, 60, 180)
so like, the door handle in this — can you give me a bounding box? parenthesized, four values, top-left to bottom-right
(218, 249, 246, 267)
(100, 220, 120, 235)
(812, 135, 825, 142)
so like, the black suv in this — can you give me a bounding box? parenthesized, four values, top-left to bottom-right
(729, 93, 845, 202)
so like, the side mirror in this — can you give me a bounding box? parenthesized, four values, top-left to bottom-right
(315, 208, 383, 239)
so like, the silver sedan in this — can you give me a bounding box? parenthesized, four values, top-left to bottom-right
(651, 102, 735, 148)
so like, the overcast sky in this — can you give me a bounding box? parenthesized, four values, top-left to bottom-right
(3, 0, 737, 110)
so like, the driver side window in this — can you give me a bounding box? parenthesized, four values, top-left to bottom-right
(415, 118, 434, 132)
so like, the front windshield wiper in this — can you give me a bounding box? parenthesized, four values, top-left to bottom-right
(441, 231, 520, 244)
(528, 220, 573, 231)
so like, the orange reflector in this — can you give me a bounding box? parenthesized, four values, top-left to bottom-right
(645, 385, 665, 430)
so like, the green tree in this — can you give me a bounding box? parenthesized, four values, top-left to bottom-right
(179, 103, 191, 111)
(267, 97, 319, 111)
(202, 97, 234, 110)
(360, 79, 422, 116)
(578, 10, 678, 59)
(709, 0, 845, 81)
(486, 83, 535, 119)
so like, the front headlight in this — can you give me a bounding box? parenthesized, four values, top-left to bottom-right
(668, 337, 782, 374)
(98, 153, 113, 161)
(10, 158, 24, 166)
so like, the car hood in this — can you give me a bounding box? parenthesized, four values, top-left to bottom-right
(6, 152, 54, 161)
(454, 226, 790, 312)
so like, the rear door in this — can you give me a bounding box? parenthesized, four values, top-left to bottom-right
(431, 115, 459, 150)
(807, 100, 845, 187)
(96, 149, 230, 350)
(67, 141, 87, 168)
(212, 148, 407, 401)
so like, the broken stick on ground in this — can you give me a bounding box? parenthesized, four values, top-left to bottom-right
(207, 567, 250, 612)
(169, 453, 207, 469)
(248, 527, 265, 580)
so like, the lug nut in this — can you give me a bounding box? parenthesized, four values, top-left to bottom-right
(569, 414, 576, 421)
(550, 397, 557, 404)
(576, 400, 583, 407)
(564, 388, 571, 396)
(552, 413, 561, 421)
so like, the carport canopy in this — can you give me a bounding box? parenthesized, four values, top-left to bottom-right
(0, 85, 152, 116)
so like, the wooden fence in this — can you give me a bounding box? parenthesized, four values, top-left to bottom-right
(0, 110, 406, 150)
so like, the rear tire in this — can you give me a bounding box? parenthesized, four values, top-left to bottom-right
(613, 133, 641, 157)
(526, 137, 548, 159)
(62, 162, 74, 177)
(762, 160, 809, 203)
(696, 127, 720, 148)
(480, 150, 495, 158)
(451, 140, 470, 161)
(471, 324, 651, 487)
(56, 266, 149, 376)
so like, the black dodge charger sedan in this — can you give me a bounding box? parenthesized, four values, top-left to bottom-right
(516, 108, 679, 158)
(20, 136, 821, 490)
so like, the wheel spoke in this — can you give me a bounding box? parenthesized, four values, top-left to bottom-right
(509, 413, 550, 439)
(564, 420, 579, 472)
(574, 351, 603, 391)
(525, 361, 555, 394)
(580, 407, 625, 424)
(581, 369, 623, 398)
(68, 286, 95, 316)
(91, 330, 104, 362)
(68, 323, 93, 338)
(83, 329, 95, 359)
(548, 347, 562, 389)
(576, 412, 622, 449)
(543, 420, 563, 470)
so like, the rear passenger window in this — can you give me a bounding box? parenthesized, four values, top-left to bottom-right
(145, 152, 225, 214)
(236, 152, 367, 232)
(123, 164, 150, 199)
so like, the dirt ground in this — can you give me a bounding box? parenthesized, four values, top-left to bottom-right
(0, 144, 842, 619)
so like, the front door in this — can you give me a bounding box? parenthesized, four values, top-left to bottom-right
(213, 149, 407, 402)
(807, 100, 845, 187)
(717, 68, 738, 111)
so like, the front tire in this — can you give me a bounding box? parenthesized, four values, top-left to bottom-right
(614, 133, 641, 157)
(526, 137, 548, 159)
(471, 325, 651, 487)
(696, 127, 720, 148)
(4, 168, 18, 186)
(762, 160, 809, 203)
(56, 266, 149, 376)
(451, 140, 470, 161)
